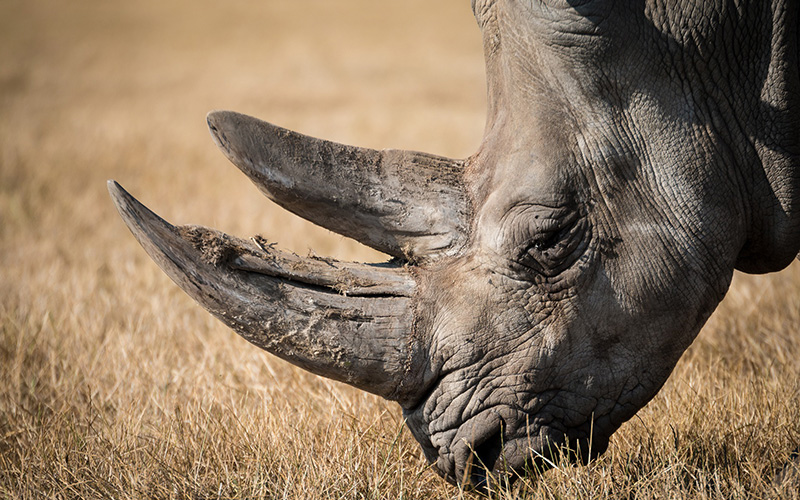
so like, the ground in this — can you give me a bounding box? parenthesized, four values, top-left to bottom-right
(1, 1, 799, 498)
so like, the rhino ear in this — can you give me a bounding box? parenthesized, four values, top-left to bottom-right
(207, 111, 470, 263)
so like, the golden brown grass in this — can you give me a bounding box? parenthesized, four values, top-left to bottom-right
(1, 1, 798, 498)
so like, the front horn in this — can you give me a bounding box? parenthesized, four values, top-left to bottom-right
(108, 181, 425, 403)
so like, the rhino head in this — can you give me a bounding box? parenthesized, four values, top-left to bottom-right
(109, 0, 800, 490)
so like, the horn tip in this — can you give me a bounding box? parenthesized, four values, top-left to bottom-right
(206, 110, 244, 156)
(107, 179, 130, 212)
(107, 179, 175, 237)
(206, 109, 228, 128)
(206, 109, 246, 134)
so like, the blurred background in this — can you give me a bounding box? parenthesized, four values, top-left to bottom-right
(1, 1, 798, 498)
(0, 0, 485, 259)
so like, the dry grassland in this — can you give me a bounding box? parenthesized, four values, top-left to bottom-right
(1, 1, 799, 498)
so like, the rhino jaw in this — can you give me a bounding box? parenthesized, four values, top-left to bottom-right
(107, 180, 425, 403)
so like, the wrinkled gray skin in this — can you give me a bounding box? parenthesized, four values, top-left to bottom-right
(109, 0, 800, 491)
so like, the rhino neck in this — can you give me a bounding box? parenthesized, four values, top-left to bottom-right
(629, 0, 800, 273)
(637, 0, 800, 274)
(730, 1, 800, 274)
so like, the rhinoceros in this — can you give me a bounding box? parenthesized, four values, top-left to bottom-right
(108, 0, 800, 490)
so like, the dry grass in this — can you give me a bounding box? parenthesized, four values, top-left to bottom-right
(1, 1, 798, 498)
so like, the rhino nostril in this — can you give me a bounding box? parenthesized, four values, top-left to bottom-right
(468, 426, 505, 490)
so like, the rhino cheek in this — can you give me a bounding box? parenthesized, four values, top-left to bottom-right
(564, 227, 739, 433)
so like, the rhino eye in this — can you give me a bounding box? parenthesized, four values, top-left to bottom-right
(515, 216, 586, 277)
(530, 230, 562, 252)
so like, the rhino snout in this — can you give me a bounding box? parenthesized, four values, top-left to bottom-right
(404, 394, 613, 491)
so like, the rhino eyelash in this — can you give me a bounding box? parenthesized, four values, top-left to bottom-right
(516, 235, 564, 272)
(514, 217, 588, 275)
(530, 231, 562, 252)
(524, 223, 573, 256)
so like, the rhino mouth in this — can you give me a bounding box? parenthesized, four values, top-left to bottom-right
(407, 396, 612, 492)
(108, 180, 423, 401)
(452, 428, 610, 491)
